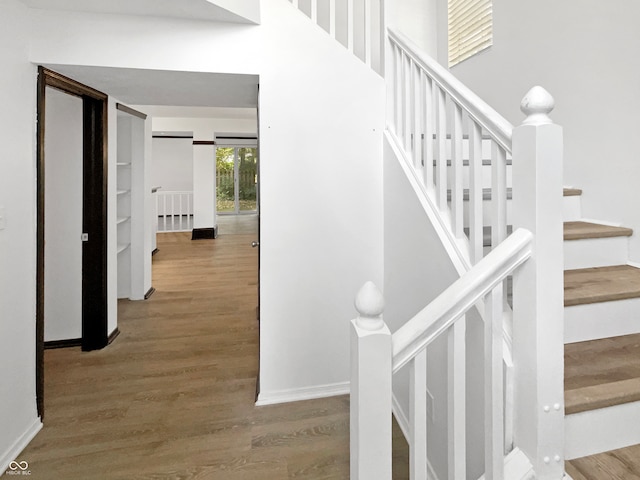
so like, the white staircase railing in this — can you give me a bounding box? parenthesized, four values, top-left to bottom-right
(352, 229, 532, 479)
(287, 0, 384, 75)
(387, 28, 513, 267)
(352, 61, 565, 480)
(285, 1, 565, 477)
(156, 191, 194, 232)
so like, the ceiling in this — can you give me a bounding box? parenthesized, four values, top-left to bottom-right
(20, 0, 259, 24)
(44, 64, 259, 108)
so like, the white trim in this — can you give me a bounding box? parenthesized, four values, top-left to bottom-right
(255, 381, 349, 406)
(0, 418, 42, 476)
(392, 393, 441, 480)
(565, 400, 640, 460)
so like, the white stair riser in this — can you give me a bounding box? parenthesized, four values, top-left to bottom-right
(563, 195, 582, 222)
(565, 297, 640, 344)
(565, 401, 640, 460)
(564, 236, 629, 270)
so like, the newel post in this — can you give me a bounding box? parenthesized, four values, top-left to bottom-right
(511, 87, 565, 479)
(350, 281, 392, 480)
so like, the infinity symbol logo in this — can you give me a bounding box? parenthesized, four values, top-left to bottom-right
(9, 461, 29, 471)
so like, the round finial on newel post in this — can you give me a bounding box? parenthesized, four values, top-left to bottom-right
(520, 86, 555, 125)
(355, 281, 385, 331)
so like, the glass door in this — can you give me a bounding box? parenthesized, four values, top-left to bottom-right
(216, 146, 258, 215)
(238, 147, 258, 213)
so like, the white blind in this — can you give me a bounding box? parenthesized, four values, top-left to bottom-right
(448, 0, 493, 67)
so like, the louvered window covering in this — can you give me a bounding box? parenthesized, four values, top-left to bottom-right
(448, 0, 493, 67)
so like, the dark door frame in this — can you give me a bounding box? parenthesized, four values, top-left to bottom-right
(36, 67, 109, 418)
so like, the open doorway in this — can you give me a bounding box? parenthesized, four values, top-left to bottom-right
(215, 142, 259, 215)
(36, 68, 109, 418)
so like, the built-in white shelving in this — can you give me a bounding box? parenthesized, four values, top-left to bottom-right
(116, 105, 149, 301)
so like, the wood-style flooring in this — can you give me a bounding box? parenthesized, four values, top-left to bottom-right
(20, 215, 409, 479)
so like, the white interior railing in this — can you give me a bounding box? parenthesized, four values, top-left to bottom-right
(387, 28, 513, 267)
(351, 46, 564, 480)
(351, 229, 532, 479)
(284, 1, 565, 477)
(156, 191, 194, 233)
(287, 0, 384, 75)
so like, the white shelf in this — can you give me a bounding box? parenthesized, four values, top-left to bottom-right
(116, 216, 130, 225)
(117, 243, 130, 254)
(117, 189, 130, 196)
(116, 162, 131, 166)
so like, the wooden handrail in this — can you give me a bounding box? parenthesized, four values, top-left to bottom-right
(388, 28, 514, 152)
(391, 228, 533, 372)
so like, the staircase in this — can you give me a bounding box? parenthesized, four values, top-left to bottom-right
(561, 187, 640, 465)
(285, 0, 640, 478)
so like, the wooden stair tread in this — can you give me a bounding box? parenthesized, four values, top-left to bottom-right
(567, 444, 640, 480)
(563, 188, 583, 197)
(565, 333, 640, 414)
(565, 378, 640, 415)
(564, 221, 633, 241)
(565, 265, 640, 306)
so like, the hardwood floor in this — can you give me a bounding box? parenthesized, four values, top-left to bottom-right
(20, 215, 408, 479)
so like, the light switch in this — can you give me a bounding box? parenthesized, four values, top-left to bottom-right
(0, 207, 5, 230)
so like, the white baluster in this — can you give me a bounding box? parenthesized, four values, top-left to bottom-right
(347, 0, 354, 53)
(292, 0, 299, 7)
(511, 87, 564, 478)
(410, 349, 428, 480)
(403, 54, 411, 152)
(179, 193, 184, 231)
(391, 43, 402, 139)
(485, 284, 504, 480)
(423, 76, 434, 192)
(448, 318, 466, 480)
(413, 66, 423, 173)
(364, 0, 372, 66)
(469, 122, 484, 263)
(171, 193, 176, 231)
(163, 194, 167, 232)
(451, 103, 464, 238)
(351, 282, 392, 480)
(310, 0, 318, 22)
(435, 87, 447, 210)
(491, 143, 507, 248)
(329, 0, 336, 38)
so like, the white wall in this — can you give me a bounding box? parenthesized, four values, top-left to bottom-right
(44, 87, 84, 342)
(28, 0, 385, 403)
(0, 0, 41, 471)
(446, 0, 640, 262)
(384, 138, 485, 480)
(151, 137, 194, 192)
(387, 0, 439, 57)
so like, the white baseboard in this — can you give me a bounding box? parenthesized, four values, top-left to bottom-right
(565, 400, 640, 460)
(392, 393, 441, 480)
(255, 381, 349, 406)
(0, 417, 42, 477)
